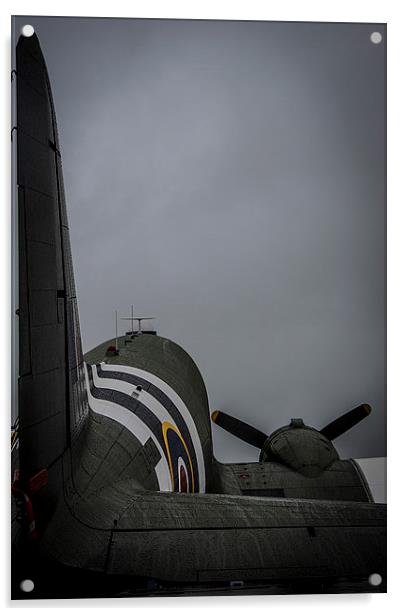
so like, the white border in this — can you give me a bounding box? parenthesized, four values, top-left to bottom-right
(2, 1, 402, 613)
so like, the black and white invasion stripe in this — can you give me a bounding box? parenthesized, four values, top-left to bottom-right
(85, 362, 205, 493)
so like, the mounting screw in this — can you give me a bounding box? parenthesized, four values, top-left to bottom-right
(20, 579, 34, 592)
(21, 25, 35, 38)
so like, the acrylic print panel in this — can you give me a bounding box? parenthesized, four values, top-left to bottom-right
(11, 16, 386, 599)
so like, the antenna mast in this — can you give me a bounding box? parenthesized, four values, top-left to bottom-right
(115, 310, 118, 351)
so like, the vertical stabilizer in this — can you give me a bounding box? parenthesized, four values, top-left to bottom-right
(15, 32, 88, 485)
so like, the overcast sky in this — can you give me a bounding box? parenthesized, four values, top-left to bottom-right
(13, 17, 386, 461)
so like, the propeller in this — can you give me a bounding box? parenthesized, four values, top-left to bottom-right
(319, 404, 371, 441)
(211, 411, 268, 449)
(211, 403, 372, 449)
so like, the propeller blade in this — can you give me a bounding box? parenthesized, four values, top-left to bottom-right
(211, 410, 268, 449)
(320, 404, 372, 441)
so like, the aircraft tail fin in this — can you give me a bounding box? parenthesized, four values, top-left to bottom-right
(15, 32, 88, 485)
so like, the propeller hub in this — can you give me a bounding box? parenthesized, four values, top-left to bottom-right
(259, 419, 339, 477)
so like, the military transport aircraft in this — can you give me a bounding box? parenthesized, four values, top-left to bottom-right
(11, 31, 386, 599)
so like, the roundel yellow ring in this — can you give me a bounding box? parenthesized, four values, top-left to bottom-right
(162, 421, 195, 493)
